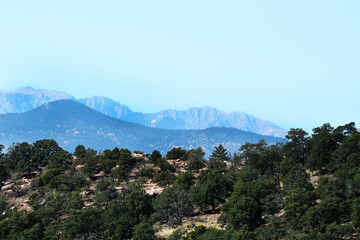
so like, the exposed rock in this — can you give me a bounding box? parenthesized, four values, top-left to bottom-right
(83, 201, 93, 207)
(143, 181, 164, 195)
(1, 183, 14, 191)
(75, 164, 85, 170)
(93, 171, 105, 178)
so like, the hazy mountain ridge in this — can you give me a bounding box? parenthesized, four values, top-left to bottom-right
(78, 96, 132, 118)
(145, 106, 286, 137)
(0, 86, 74, 114)
(0, 87, 287, 137)
(0, 100, 285, 154)
(81, 96, 288, 138)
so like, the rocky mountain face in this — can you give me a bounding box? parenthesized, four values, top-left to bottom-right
(80, 96, 288, 138)
(0, 100, 285, 154)
(0, 86, 74, 114)
(145, 107, 287, 137)
(0, 87, 287, 138)
(78, 96, 132, 119)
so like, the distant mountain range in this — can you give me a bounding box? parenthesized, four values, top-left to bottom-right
(0, 100, 285, 154)
(0, 86, 74, 113)
(0, 87, 287, 138)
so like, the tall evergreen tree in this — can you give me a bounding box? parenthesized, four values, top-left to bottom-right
(208, 144, 229, 172)
(306, 123, 337, 171)
(190, 170, 232, 211)
(283, 128, 309, 166)
(187, 147, 206, 172)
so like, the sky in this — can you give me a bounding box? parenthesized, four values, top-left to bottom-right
(0, 0, 359, 132)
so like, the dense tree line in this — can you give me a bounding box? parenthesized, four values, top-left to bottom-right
(0, 122, 360, 239)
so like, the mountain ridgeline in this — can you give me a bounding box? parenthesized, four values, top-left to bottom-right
(79, 96, 287, 137)
(0, 87, 287, 137)
(0, 100, 285, 154)
(0, 87, 74, 114)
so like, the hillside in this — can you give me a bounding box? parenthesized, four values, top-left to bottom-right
(0, 100, 284, 154)
(0, 121, 359, 239)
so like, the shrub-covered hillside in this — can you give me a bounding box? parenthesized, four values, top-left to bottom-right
(0, 122, 360, 239)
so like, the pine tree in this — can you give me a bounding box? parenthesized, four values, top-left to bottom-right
(208, 144, 229, 172)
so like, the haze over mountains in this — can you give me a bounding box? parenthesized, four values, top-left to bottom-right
(78, 96, 287, 137)
(0, 87, 287, 138)
(0, 86, 74, 113)
(0, 100, 285, 154)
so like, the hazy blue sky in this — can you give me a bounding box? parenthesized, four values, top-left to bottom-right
(0, 1, 359, 132)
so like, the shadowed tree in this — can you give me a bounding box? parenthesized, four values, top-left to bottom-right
(306, 123, 337, 171)
(74, 145, 87, 159)
(5, 142, 37, 175)
(187, 147, 206, 173)
(95, 177, 116, 209)
(133, 219, 156, 240)
(190, 170, 232, 211)
(284, 188, 316, 221)
(166, 147, 187, 160)
(284, 128, 309, 164)
(283, 164, 313, 194)
(153, 185, 194, 224)
(208, 144, 229, 172)
(222, 195, 263, 230)
(48, 150, 72, 172)
(280, 129, 309, 176)
(33, 139, 62, 167)
(239, 140, 267, 162)
(149, 150, 162, 164)
(0, 145, 9, 187)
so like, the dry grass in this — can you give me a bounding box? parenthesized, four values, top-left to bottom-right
(155, 213, 223, 238)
